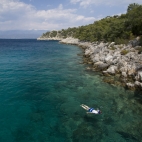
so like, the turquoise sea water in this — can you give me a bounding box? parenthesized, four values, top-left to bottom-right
(0, 39, 141, 142)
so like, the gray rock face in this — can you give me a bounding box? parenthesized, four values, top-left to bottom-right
(135, 81, 141, 86)
(128, 65, 136, 75)
(93, 47, 101, 54)
(137, 70, 142, 81)
(122, 72, 127, 78)
(59, 37, 142, 89)
(98, 63, 109, 70)
(92, 55, 100, 62)
(105, 55, 113, 63)
(94, 62, 109, 70)
(106, 65, 117, 74)
(128, 38, 140, 47)
(85, 49, 91, 55)
(60, 37, 79, 44)
(126, 83, 135, 89)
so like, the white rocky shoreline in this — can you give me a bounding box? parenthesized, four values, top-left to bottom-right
(38, 37, 142, 90)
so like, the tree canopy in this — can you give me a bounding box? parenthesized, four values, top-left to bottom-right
(41, 3, 142, 44)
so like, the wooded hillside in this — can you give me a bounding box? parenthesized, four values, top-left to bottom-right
(41, 3, 142, 44)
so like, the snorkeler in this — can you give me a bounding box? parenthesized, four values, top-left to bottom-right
(80, 104, 102, 114)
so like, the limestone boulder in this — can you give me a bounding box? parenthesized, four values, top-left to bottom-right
(119, 67, 128, 73)
(89, 46, 95, 53)
(98, 42, 105, 48)
(135, 81, 141, 86)
(92, 54, 100, 62)
(127, 65, 136, 76)
(108, 42, 115, 47)
(117, 60, 127, 69)
(105, 55, 113, 63)
(126, 82, 135, 89)
(93, 47, 101, 55)
(85, 49, 91, 55)
(99, 63, 109, 70)
(60, 37, 79, 44)
(99, 55, 105, 62)
(106, 65, 118, 74)
(112, 58, 119, 65)
(122, 72, 127, 78)
(113, 51, 121, 57)
(94, 61, 104, 65)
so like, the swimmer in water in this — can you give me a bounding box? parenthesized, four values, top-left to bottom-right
(80, 104, 102, 114)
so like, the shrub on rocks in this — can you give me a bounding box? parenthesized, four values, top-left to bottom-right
(115, 38, 129, 44)
(121, 50, 129, 55)
(110, 46, 116, 50)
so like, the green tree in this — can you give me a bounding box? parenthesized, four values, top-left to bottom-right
(126, 5, 142, 35)
(127, 3, 139, 12)
(40, 3, 142, 44)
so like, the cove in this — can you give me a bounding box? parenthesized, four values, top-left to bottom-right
(0, 39, 141, 142)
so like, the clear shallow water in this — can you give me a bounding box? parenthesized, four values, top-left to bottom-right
(0, 39, 141, 142)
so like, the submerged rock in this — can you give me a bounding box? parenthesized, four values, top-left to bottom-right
(72, 122, 102, 142)
(135, 81, 141, 87)
(126, 82, 135, 90)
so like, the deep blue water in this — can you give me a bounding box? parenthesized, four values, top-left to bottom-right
(0, 39, 141, 142)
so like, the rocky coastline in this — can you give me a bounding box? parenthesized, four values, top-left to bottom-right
(37, 37, 62, 41)
(59, 37, 142, 90)
(37, 37, 142, 90)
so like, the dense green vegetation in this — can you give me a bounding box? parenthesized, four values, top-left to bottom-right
(41, 3, 142, 44)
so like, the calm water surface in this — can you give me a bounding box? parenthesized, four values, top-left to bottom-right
(0, 39, 141, 142)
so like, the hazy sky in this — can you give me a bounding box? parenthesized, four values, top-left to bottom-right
(0, 0, 142, 31)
